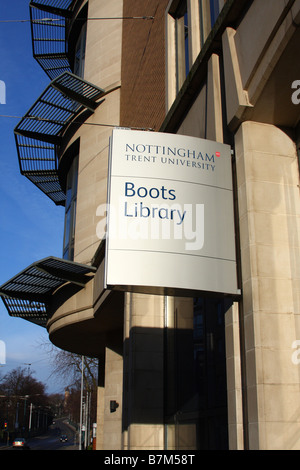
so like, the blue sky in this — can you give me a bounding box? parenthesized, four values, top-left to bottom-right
(0, 1, 66, 393)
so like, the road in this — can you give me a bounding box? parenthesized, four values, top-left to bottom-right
(0, 418, 79, 451)
(28, 418, 78, 450)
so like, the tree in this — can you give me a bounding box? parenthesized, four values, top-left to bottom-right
(0, 367, 47, 403)
(35, 340, 99, 439)
(49, 349, 98, 392)
(49, 351, 98, 427)
(0, 367, 52, 435)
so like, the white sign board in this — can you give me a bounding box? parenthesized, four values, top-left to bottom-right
(104, 129, 239, 296)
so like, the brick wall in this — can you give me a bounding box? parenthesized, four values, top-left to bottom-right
(120, 0, 169, 131)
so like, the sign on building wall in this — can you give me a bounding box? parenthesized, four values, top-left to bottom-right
(105, 128, 240, 296)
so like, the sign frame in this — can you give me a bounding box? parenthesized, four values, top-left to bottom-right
(104, 128, 240, 298)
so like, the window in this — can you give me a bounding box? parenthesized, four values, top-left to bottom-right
(63, 156, 78, 260)
(174, 1, 190, 94)
(199, 0, 221, 47)
(210, 0, 220, 26)
(74, 22, 87, 78)
(166, 0, 224, 108)
(166, 0, 201, 108)
(164, 296, 230, 449)
(199, 0, 210, 47)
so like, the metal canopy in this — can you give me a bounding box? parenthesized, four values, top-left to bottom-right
(29, 0, 77, 79)
(0, 257, 96, 327)
(14, 71, 105, 205)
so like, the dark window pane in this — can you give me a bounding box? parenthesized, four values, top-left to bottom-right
(63, 156, 78, 261)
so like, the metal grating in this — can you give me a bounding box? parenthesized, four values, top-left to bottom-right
(1, 298, 48, 327)
(29, 0, 77, 79)
(0, 257, 96, 327)
(15, 71, 105, 205)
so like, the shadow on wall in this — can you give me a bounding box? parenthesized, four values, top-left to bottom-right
(122, 297, 231, 450)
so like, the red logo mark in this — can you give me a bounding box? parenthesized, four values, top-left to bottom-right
(216, 151, 221, 158)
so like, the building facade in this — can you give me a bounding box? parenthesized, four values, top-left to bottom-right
(1, 0, 299, 450)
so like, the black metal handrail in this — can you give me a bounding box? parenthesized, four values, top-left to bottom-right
(14, 72, 104, 205)
(29, 0, 77, 78)
(0, 257, 96, 327)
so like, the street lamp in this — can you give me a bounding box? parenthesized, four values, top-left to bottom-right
(23, 395, 29, 432)
(28, 403, 33, 435)
(15, 402, 19, 431)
